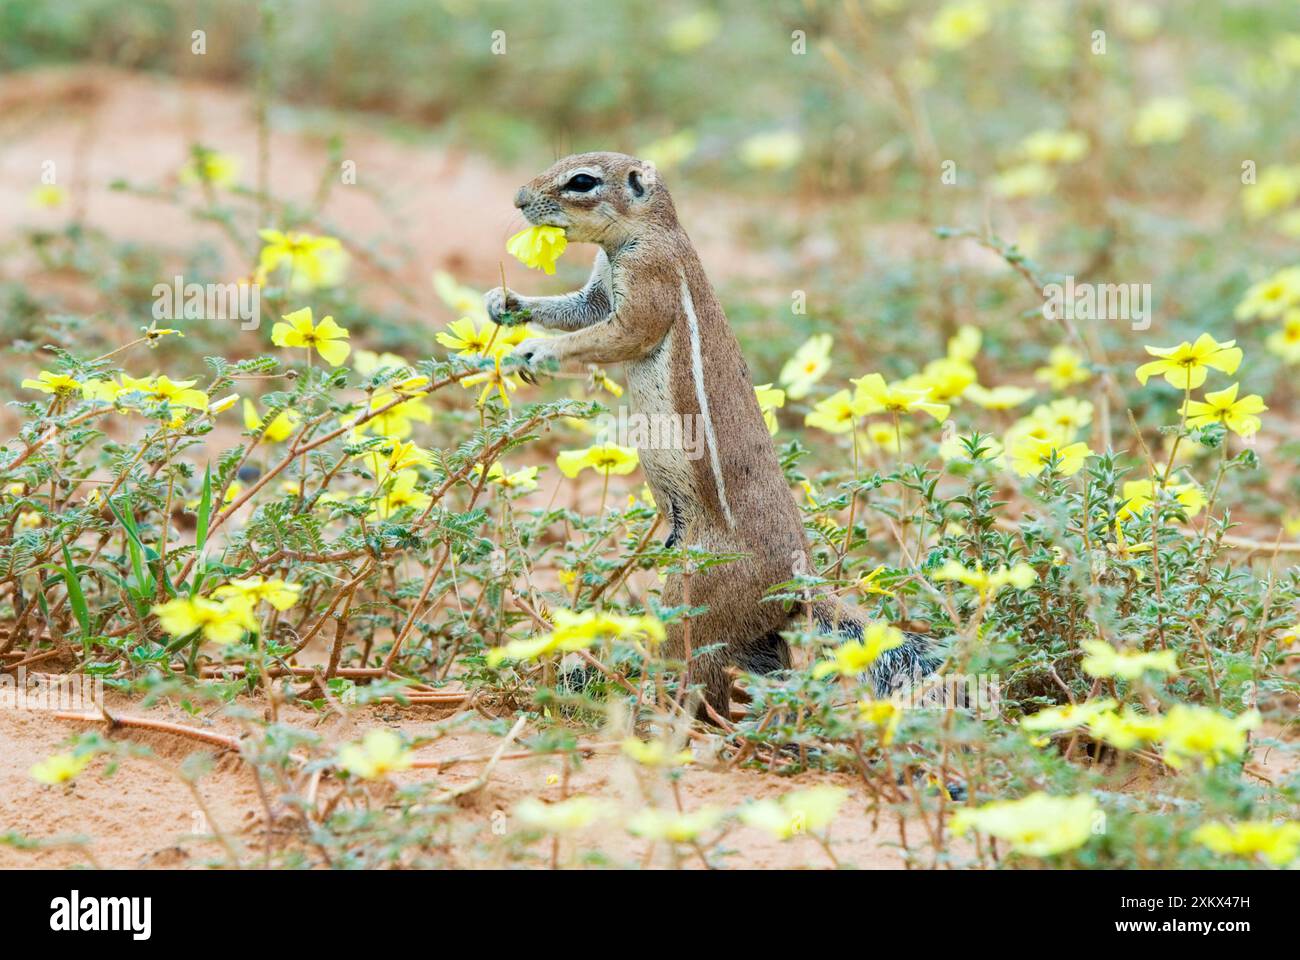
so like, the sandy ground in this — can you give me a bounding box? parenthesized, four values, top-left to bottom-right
(0, 693, 918, 869)
(0, 65, 785, 314)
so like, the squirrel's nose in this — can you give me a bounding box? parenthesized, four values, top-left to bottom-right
(513, 187, 530, 209)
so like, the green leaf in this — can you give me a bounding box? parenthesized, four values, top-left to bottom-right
(61, 544, 91, 638)
(191, 465, 213, 598)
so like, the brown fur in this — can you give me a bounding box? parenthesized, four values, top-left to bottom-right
(487, 152, 935, 718)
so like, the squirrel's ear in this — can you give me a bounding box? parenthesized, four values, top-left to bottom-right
(627, 164, 655, 200)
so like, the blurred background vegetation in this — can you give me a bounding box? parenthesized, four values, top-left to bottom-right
(3, 0, 1300, 489)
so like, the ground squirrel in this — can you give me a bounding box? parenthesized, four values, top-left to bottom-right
(486, 151, 940, 718)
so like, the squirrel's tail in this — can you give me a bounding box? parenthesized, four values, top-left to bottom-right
(809, 597, 943, 697)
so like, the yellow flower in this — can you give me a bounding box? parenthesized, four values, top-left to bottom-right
(1034, 346, 1092, 390)
(1265, 309, 1300, 364)
(555, 443, 639, 478)
(1019, 129, 1089, 166)
(933, 559, 1036, 601)
(437, 316, 518, 357)
(1136, 333, 1242, 390)
(80, 379, 119, 402)
(1108, 519, 1153, 560)
(243, 399, 299, 442)
(949, 792, 1097, 857)
(1080, 639, 1178, 680)
(947, 325, 982, 363)
(207, 393, 239, 415)
(857, 698, 902, 744)
(1130, 97, 1193, 145)
(852, 373, 950, 421)
(1086, 707, 1167, 750)
(369, 469, 432, 520)
(804, 389, 867, 435)
(353, 349, 410, 376)
(514, 796, 611, 833)
(626, 806, 721, 842)
(487, 608, 664, 666)
(856, 565, 896, 598)
(778, 334, 832, 399)
(739, 786, 848, 839)
(153, 595, 257, 645)
(1029, 397, 1094, 435)
(1159, 705, 1260, 771)
(337, 729, 413, 780)
(912, 357, 976, 404)
(461, 352, 520, 408)
(1193, 820, 1300, 867)
(1242, 165, 1300, 220)
(117, 374, 210, 411)
(993, 164, 1057, 199)
(180, 149, 240, 188)
(1007, 433, 1093, 477)
(1235, 267, 1300, 321)
(30, 752, 93, 785)
(927, 0, 991, 51)
(29, 184, 67, 209)
(359, 392, 433, 440)
(257, 230, 345, 290)
(507, 225, 567, 275)
(474, 462, 539, 492)
(965, 383, 1036, 410)
(811, 623, 905, 679)
(621, 738, 694, 767)
(738, 130, 803, 172)
(754, 383, 786, 435)
(591, 369, 623, 397)
(271, 307, 351, 366)
(21, 370, 83, 396)
(213, 576, 302, 611)
(1117, 476, 1205, 521)
(1181, 383, 1267, 438)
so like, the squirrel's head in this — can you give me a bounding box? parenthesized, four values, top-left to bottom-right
(513, 152, 675, 246)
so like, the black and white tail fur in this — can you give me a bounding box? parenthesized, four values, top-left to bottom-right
(810, 597, 943, 697)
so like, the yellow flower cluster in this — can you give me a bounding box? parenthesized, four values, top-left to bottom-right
(486, 606, 665, 666)
(1137, 333, 1265, 439)
(1023, 698, 1261, 771)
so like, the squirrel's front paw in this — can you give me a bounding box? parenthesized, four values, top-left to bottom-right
(484, 287, 527, 325)
(513, 337, 558, 384)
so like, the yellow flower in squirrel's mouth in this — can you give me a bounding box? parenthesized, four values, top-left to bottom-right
(507, 225, 567, 275)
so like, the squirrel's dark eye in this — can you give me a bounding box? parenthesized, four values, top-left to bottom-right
(563, 173, 601, 193)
